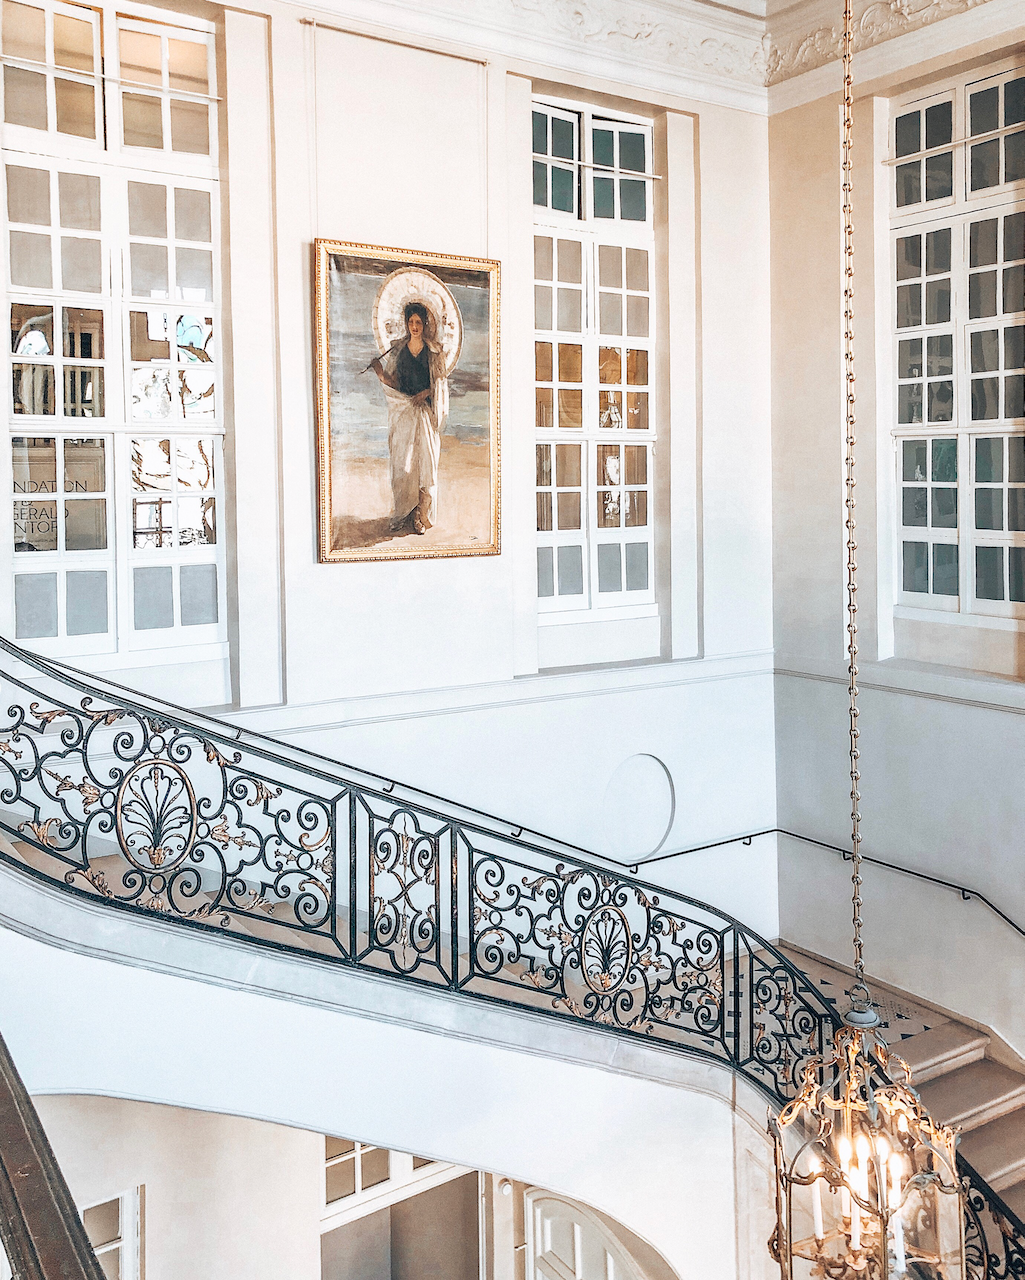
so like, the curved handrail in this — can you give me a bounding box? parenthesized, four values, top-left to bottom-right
(0, 636, 1020, 1276)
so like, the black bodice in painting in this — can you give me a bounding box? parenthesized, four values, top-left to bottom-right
(395, 343, 432, 397)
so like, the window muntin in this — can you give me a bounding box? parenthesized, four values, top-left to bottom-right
(892, 63, 1025, 619)
(2, 0, 101, 143)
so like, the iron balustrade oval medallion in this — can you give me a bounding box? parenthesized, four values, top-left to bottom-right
(580, 904, 632, 994)
(115, 759, 198, 871)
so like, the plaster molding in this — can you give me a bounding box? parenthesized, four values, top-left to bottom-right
(765, 0, 996, 86)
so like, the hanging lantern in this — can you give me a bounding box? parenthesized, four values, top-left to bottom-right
(769, 1009, 966, 1278)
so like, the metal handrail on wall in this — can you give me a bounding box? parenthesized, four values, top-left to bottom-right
(0, 635, 1020, 1279)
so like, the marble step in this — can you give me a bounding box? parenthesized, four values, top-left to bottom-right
(918, 1059, 1025, 1132)
(959, 1108, 1025, 1191)
(895, 1021, 989, 1084)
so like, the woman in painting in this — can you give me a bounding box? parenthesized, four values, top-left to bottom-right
(370, 302, 449, 535)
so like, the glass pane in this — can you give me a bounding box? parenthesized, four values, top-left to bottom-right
(168, 38, 207, 93)
(13, 499, 57, 549)
(61, 238, 100, 293)
(532, 111, 546, 156)
(971, 86, 999, 136)
(933, 544, 958, 596)
(558, 344, 581, 382)
(898, 339, 922, 378)
(896, 284, 921, 328)
(55, 78, 94, 138)
(625, 542, 648, 591)
(597, 443, 619, 485)
(625, 490, 647, 528)
(927, 333, 952, 375)
(1009, 328, 1025, 371)
(625, 249, 648, 292)
(1006, 132, 1025, 184)
(1008, 78, 1025, 127)
(6, 165, 49, 224)
(925, 101, 952, 147)
(59, 173, 100, 230)
(931, 487, 956, 527)
(971, 139, 1000, 190)
(3, 0, 44, 59)
(13, 435, 55, 492)
(1004, 266, 1025, 315)
(626, 349, 648, 385)
(533, 286, 552, 331)
(555, 443, 580, 487)
(123, 93, 163, 149)
(54, 14, 93, 71)
(925, 279, 950, 325)
(895, 162, 920, 207)
(120, 30, 161, 85)
(412, 1156, 433, 1170)
(63, 308, 102, 358)
(66, 569, 107, 634)
(626, 295, 648, 337)
(177, 495, 214, 544)
(131, 244, 168, 298)
(971, 330, 999, 372)
(537, 546, 554, 597)
(972, 377, 1000, 420)
(619, 132, 645, 172)
(326, 1158, 356, 1203)
(551, 117, 573, 160)
(63, 366, 103, 417)
(1008, 488, 1025, 532)
(1009, 436, 1025, 482)
(598, 347, 620, 384)
(625, 445, 646, 485)
(969, 272, 997, 319)
(180, 367, 214, 418)
(898, 384, 922, 424)
(557, 545, 583, 595)
(896, 236, 921, 281)
(1007, 214, 1025, 263)
(532, 161, 546, 208)
(12, 364, 54, 413)
(932, 438, 956, 481)
(924, 152, 952, 200)
(592, 127, 613, 167)
(176, 248, 212, 301)
(129, 182, 166, 237)
(598, 391, 622, 429)
(975, 488, 1003, 530)
(4, 65, 46, 129)
(325, 1137, 356, 1159)
(180, 562, 217, 624)
(550, 167, 573, 213)
(535, 388, 553, 429)
(11, 304, 52, 355)
(976, 545, 1004, 600)
(599, 293, 622, 336)
(1011, 547, 1025, 602)
(536, 491, 552, 531)
(557, 492, 580, 529)
(535, 341, 552, 382)
(976, 436, 1002, 482)
(598, 245, 622, 288)
(65, 497, 105, 549)
(557, 390, 581, 429)
(361, 1147, 390, 1190)
(928, 381, 953, 422)
(592, 175, 614, 219)
(557, 239, 581, 284)
(132, 368, 173, 418)
(132, 437, 171, 489)
(14, 573, 57, 636)
(535, 444, 551, 486)
(170, 100, 209, 155)
(98, 1250, 119, 1280)
(902, 488, 927, 526)
(1008, 374, 1025, 418)
(175, 189, 211, 242)
(597, 542, 622, 590)
(926, 229, 951, 275)
(902, 541, 928, 592)
(894, 112, 920, 157)
(597, 489, 620, 529)
(620, 179, 645, 221)
(64, 437, 104, 492)
(555, 288, 580, 333)
(971, 219, 999, 267)
(903, 439, 927, 482)
(533, 236, 552, 281)
(626, 391, 648, 430)
(133, 497, 172, 546)
(10, 230, 52, 288)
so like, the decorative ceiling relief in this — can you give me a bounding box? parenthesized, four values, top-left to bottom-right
(765, 0, 996, 85)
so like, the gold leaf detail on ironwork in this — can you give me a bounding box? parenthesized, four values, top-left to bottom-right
(19, 817, 59, 846)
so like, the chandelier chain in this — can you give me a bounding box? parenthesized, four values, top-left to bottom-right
(841, 0, 869, 1008)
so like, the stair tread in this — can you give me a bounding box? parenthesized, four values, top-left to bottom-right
(895, 1021, 989, 1077)
(959, 1109, 1025, 1184)
(998, 1179, 1025, 1225)
(918, 1059, 1025, 1127)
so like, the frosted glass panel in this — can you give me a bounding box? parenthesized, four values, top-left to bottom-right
(66, 570, 107, 634)
(4, 66, 46, 129)
(10, 230, 52, 287)
(176, 248, 212, 300)
(174, 189, 210, 242)
(60, 237, 101, 293)
(15, 574, 57, 637)
(128, 181, 166, 237)
(6, 165, 49, 224)
(625, 542, 648, 590)
(130, 243, 168, 297)
(133, 565, 173, 629)
(170, 100, 208, 154)
(123, 93, 162, 148)
(59, 172, 100, 230)
(53, 14, 94, 71)
(3, 1, 45, 61)
(120, 30, 161, 85)
(55, 78, 94, 138)
(180, 562, 217, 625)
(168, 39, 208, 93)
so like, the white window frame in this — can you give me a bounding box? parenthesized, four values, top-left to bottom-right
(321, 1135, 470, 1234)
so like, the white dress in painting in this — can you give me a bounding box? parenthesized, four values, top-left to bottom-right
(378, 339, 449, 531)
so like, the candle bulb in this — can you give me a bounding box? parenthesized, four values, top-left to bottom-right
(889, 1154, 907, 1275)
(809, 1158, 824, 1243)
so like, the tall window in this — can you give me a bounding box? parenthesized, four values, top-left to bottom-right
(532, 101, 656, 616)
(3, 0, 224, 655)
(893, 62, 1025, 616)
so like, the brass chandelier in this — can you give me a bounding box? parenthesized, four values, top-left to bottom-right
(767, 0, 967, 1275)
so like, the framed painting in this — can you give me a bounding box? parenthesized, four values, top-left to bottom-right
(314, 239, 500, 562)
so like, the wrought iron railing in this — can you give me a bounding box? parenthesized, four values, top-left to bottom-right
(0, 635, 1021, 1277)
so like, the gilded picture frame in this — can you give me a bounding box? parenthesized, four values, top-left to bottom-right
(314, 239, 501, 562)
